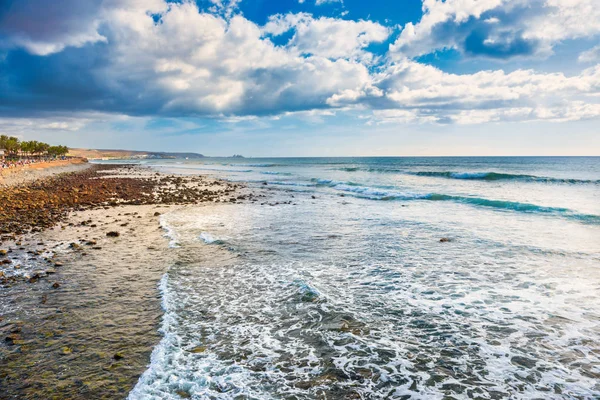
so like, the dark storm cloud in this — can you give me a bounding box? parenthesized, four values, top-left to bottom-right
(0, 0, 104, 54)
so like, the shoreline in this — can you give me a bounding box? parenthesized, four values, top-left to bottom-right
(0, 164, 261, 398)
(0, 158, 90, 187)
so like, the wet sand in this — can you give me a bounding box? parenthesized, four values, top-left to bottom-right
(0, 165, 261, 399)
(1, 205, 173, 399)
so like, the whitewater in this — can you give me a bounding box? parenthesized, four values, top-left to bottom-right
(119, 156, 600, 399)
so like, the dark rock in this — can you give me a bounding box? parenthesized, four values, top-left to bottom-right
(28, 272, 42, 283)
(52, 282, 60, 289)
(511, 356, 537, 369)
(5, 333, 21, 345)
(106, 231, 120, 237)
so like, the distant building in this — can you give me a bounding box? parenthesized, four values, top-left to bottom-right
(0, 149, 5, 159)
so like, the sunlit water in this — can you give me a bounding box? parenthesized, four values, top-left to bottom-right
(121, 157, 600, 399)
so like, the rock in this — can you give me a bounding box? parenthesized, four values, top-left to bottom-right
(190, 345, 207, 353)
(5, 333, 22, 345)
(0, 249, 7, 256)
(176, 390, 191, 399)
(54, 262, 64, 267)
(154, 212, 161, 216)
(45, 268, 56, 274)
(52, 282, 60, 289)
(439, 238, 453, 243)
(69, 242, 82, 250)
(106, 231, 120, 237)
(62, 346, 73, 355)
(511, 356, 537, 369)
(113, 352, 124, 360)
(28, 272, 42, 283)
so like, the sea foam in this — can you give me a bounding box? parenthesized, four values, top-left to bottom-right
(159, 216, 180, 248)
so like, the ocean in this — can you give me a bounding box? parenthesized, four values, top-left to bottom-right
(122, 157, 600, 399)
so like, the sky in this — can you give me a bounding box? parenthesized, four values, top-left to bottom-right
(0, 0, 599, 156)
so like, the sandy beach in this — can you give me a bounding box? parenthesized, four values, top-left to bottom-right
(0, 164, 261, 399)
(0, 158, 91, 187)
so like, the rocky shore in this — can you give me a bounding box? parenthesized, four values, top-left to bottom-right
(0, 164, 261, 399)
(0, 164, 256, 238)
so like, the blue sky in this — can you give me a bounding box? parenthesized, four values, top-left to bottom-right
(0, 0, 599, 156)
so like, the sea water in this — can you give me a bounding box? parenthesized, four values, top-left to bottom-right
(126, 157, 600, 399)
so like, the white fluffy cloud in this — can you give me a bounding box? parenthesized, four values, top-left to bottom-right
(1, 0, 600, 127)
(390, 0, 600, 59)
(579, 45, 600, 63)
(97, 3, 375, 115)
(339, 61, 600, 124)
(263, 13, 389, 61)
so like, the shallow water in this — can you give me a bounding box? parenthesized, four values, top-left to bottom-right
(121, 157, 600, 399)
(0, 206, 171, 399)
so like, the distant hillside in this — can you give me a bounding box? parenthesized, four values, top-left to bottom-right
(69, 148, 204, 160)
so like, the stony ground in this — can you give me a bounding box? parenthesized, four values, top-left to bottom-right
(0, 163, 257, 236)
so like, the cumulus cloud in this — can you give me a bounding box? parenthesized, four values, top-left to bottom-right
(0, 0, 599, 129)
(1, 2, 375, 118)
(263, 13, 389, 61)
(390, 0, 600, 59)
(579, 45, 600, 63)
(338, 61, 600, 124)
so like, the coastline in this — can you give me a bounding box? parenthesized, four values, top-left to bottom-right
(0, 158, 90, 187)
(0, 164, 259, 398)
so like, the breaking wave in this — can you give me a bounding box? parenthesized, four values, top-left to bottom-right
(296, 179, 600, 224)
(261, 171, 293, 176)
(411, 171, 599, 184)
(334, 167, 598, 184)
(199, 232, 225, 245)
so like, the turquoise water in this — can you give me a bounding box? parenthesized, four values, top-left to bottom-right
(123, 157, 600, 399)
